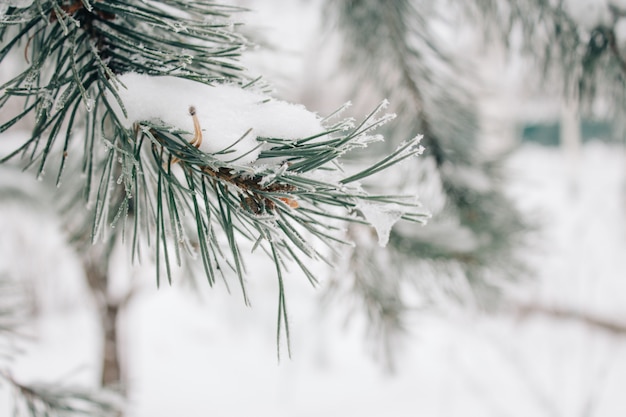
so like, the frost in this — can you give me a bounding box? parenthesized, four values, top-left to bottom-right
(110, 73, 325, 165)
(357, 201, 408, 247)
(84, 96, 95, 112)
(357, 133, 384, 147)
(23, 69, 37, 87)
(170, 21, 187, 33)
(259, 162, 290, 187)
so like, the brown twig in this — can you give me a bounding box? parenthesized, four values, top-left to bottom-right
(201, 165, 298, 213)
(164, 106, 299, 214)
(515, 303, 626, 335)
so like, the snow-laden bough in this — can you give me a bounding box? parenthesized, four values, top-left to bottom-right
(111, 73, 325, 165)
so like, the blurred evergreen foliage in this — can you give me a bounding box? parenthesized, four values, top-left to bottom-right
(322, 0, 626, 361)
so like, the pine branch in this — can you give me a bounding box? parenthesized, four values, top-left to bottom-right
(0, 370, 121, 417)
(1, 1, 428, 353)
(126, 104, 427, 289)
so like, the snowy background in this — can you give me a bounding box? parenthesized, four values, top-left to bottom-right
(1, 1, 626, 416)
(1, 141, 624, 417)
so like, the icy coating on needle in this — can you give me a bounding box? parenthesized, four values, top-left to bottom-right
(112, 73, 324, 165)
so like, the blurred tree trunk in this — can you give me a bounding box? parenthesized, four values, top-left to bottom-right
(101, 302, 122, 388)
(84, 243, 127, 393)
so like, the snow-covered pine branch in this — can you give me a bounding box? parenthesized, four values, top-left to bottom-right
(101, 74, 427, 341)
(0, 0, 428, 355)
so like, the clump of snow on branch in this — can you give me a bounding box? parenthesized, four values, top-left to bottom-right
(112, 73, 324, 165)
(356, 201, 415, 247)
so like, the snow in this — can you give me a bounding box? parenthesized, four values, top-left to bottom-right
(111, 73, 325, 165)
(507, 143, 626, 318)
(0, 170, 89, 313)
(356, 202, 408, 247)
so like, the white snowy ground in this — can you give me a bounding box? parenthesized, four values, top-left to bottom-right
(1, 141, 625, 417)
